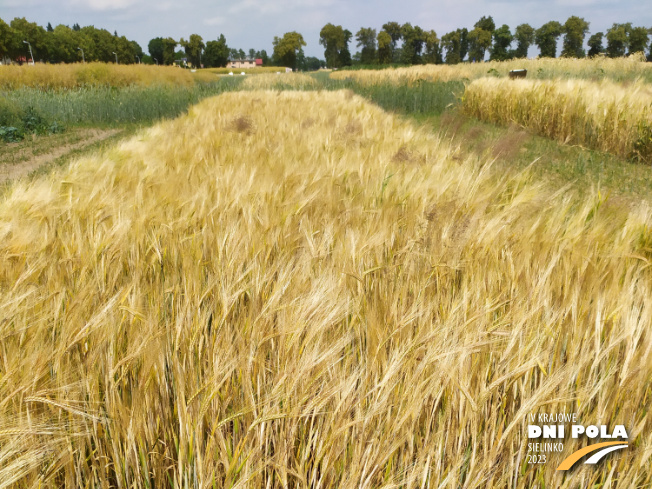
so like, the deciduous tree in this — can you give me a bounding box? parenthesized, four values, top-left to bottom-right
(458, 28, 469, 61)
(319, 23, 346, 68)
(9, 17, 47, 62)
(339, 29, 352, 67)
(47, 24, 76, 63)
(441, 30, 461, 64)
(423, 30, 441, 64)
(587, 32, 604, 57)
(180, 33, 204, 67)
(400, 23, 425, 64)
(491, 24, 513, 61)
(381, 21, 402, 50)
(162, 37, 177, 65)
(0, 18, 12, 61)
(606, 23, 630, 57)
(513, 23, 534, 58)
(148, 37, 164, 64)
(273, 31, 306, 70)
(204, 35, 229, 67)
(535, 21, 563, 58)
(377, 30, 392, 64)
(561, 16, 589, 58)
(468, 27, 492, 62)
(474, 16, 495, 34)
(355, 27, 376, 64)
(628, 26, 650, 55)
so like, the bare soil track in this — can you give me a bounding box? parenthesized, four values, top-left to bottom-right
(0, 128, 121, 184)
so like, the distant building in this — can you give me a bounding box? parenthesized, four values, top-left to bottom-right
(228, 58, 263, 69)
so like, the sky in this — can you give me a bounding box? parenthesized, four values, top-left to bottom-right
(1, 0, 650, 59)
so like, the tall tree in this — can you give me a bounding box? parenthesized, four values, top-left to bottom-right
(180, 34, 204, 67)
(377, 30, 392, 64)
(458, 28, 469, 61)
(382, 21, 402, 50)
(319, 24, 351, 68)
(79, 26, 116, 62)
(474, 16, 495, 34)
(9, 17, 48, 62)
(561, 16, 589, 58)
(162, 37, 177, 65)
(47, 24, 76, 62)
(587, 32, 604, 57)
(422, 29, 441, 64)
(355, 27, 377, 64)
(303, 56, 322, 71)
(0, 18, 12, 61)
(114, 35, 136, 64)
(257, 49, 270, 65)
(400, 23, 425, 64)
(272, 31, 306, 70)
(513, 23, 534, 58)
(535, 21, 563, 58)
(441, 30, 461, 65)
(339, 29, 352, 67)
(204, 34, 229, 67)
(466, 16, 494, 62)
(606, 23, 630, 57)
(491, 24, 513, 61)
(148, 37, 164, 64)
(319, 23, 346, 68)
(468, 27, 492, 62)
(130, 40, 144, 61)
(628, 26, 650, 55)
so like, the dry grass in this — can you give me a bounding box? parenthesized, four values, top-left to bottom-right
(0, 62, 207, 90)
(462, 77, 652, 163)
(240, 72, 318, 90)
(330, 54, 652, 86)
(0, 90, 651, 488)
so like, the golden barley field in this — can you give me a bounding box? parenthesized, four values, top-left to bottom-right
(240, 72, 318, 90)
(0, 90, 651, 488)
(330, 54, 652, 85)
(0, 62, 214, 90)
(463, 77, 652, 163)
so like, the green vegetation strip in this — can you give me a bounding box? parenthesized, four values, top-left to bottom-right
(0, 78, 243, 127)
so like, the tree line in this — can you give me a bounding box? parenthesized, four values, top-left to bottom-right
(319, 17, 652, 67)
(0, 17, 323, 70)
(0, 17, 145, 64)
(1, 15, 650, 70)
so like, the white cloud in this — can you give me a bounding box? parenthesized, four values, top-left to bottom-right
(67, 0, 141, 11)
(228, 0, 338, 15)
(204, 16, 226, 26)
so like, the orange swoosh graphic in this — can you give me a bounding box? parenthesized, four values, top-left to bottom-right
(557, 442, 628, 470)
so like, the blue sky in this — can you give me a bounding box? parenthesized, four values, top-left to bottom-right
(1, 0, 650, 58)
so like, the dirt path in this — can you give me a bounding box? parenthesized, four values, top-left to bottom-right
(0, 129, 121, 185)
